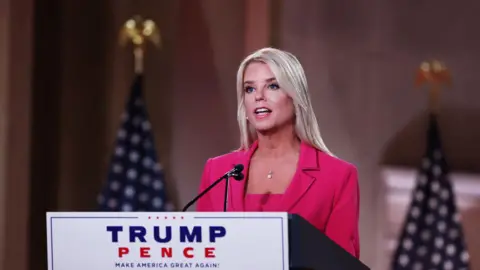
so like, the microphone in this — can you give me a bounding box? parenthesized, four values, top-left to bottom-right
(225, 164, 244, 180)
(182, 164, 245, 212)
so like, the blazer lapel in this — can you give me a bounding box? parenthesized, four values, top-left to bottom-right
(228, 141, 319, 212)
(280, 142, 320, 211)
(229, 141, 258, 212)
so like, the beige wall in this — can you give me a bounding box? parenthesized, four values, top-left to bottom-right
(276, 1, 480, 265)
(0, 0, 479, 269)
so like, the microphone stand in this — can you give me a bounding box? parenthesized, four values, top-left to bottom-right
(181, 175, 227, 212)
(223, 175, 229, 212)
(182, 173, 244, 212)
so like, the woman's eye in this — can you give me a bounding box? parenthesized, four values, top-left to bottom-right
(268, 83, 280, 90)
(245, 86, 254, 93)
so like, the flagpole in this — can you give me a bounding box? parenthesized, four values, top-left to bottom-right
(392, 61, 470, 270)
(119, 15, 161, 74)
(97, 15, 175, 213)
(414, 59, 451, 115)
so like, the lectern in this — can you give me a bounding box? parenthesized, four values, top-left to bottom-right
(47, 212, 369, 270)
(288, 214, 369, 270)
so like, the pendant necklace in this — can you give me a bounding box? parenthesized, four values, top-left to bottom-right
(267, 170, 273, 179)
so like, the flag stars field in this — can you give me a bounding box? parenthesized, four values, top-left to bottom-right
(391, 115, 470, 270)
(96, 74, 174, 213)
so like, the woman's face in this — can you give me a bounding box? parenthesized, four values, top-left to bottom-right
(243, 62, 295, 133)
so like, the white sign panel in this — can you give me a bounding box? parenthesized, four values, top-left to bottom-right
(46, 212, 289, 270)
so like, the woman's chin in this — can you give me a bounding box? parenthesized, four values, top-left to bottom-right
(252, 120, 295, 136)
(254, 124, 278, 134)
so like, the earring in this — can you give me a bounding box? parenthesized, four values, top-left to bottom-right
(246, 116, 249, 120)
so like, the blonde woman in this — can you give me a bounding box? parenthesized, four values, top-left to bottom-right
(196, 47, 360, 259)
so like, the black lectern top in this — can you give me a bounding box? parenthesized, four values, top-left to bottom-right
(288, 214, 370, 270)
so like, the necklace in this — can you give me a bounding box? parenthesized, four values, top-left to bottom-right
(267, 170, 273, 179)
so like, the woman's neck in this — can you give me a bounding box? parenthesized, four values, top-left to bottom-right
(256, 128, 300, 158)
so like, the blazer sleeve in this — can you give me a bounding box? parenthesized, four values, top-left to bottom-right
(196, 158, 214, 211)
(324, 165, 361, 259)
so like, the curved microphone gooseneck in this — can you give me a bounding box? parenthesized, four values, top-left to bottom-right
(181, 164, 244, 212)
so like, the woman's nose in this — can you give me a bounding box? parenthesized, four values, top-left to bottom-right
(255, 88, 265, 101)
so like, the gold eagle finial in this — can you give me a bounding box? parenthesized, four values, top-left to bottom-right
(119, 15, 161, 74)
(415, 60, 451, 114)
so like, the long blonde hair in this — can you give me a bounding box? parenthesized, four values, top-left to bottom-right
(236, 47, 334, 156)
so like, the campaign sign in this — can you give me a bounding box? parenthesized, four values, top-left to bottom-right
(46, 212, 289, 270)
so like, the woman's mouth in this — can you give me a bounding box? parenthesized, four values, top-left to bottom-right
(254, 107, 272, 119)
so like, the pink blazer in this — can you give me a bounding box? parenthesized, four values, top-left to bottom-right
(196, 140, 360, 259)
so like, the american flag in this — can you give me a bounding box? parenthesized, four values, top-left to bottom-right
(97, 74, 175, 212)
(391, 114, 470, 270)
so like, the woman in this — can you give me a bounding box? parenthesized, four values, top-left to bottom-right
(196, 47, 360, 259)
